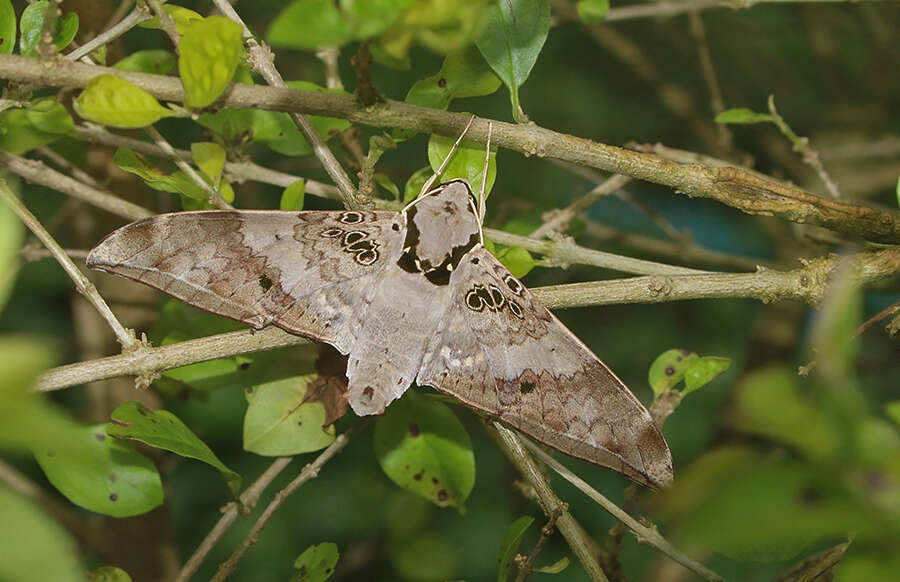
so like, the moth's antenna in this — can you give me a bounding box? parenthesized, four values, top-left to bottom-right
(478, 122, 492, 226)
(415, 115, 476, 202)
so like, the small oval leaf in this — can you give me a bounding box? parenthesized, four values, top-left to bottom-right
(292, 542, 339, 582)
(179, 16, 244, 108)
(243, 375, 336, 456)
(475, 0, 550, 122)
(0, 0, 16, 55)
(683, 356, 731, 395)
(74, 75, 174, 128)
(373, 392, 475, 509)
(714, 108, 774, 125)
(88, 566, 133, 582)
(280, 180, 306, 211)
(427, 133, 497, 198)
(648, 349, 699, 396)
(107, 401, 241, 498)
(34, 423, 163, 518)
(191, 142, 226, 187)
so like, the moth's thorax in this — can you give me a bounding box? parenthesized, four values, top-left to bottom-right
(398, 180, 480, 285)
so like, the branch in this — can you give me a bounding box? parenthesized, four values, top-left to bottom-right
(493, 422, 610, 582)
(2, 54, 898, 242)
(521, 439, 725, 582)
(0, 180, 137, 348)
(174, 457, 294, 582)
(604, 0, 888, 22)
(32, 247, 899, 392)
(210, 429, 354, 582)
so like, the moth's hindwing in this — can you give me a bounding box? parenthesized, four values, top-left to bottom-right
(416, 246, 673, 488)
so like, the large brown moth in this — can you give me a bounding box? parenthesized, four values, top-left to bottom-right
(87, 123, 673, 488)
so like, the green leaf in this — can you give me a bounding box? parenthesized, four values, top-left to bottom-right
(374, 173, 400, 200)
(113, 148, 205, 199)
(19, 1, 78, 57)
(403, 166, 433, 203)
(197, 108, 283, 145)
(0, 486, 84, 582)
(0, 0, 15, 55)
(427, 133, 497, 198)
(534, 556, 570, 574)
(497, 516, 533, 582)
(494, 246, 534, 279)
(75, 75, 174, 128)
(733, 366, 839, 461)
(810, 261, 863, 384)
(139, 5, 202, 35)
(374, 391, 475, 509)
(281, 180, 306, 210)
(269, 0, 410, 50)
(113, 49, 176, 75)
(291, 542, 339, 582)
(886, 402, 900, 427)
(88, 566, 133, 582)
(714, 108, 774, 125)
(34, 423, 163, 517)
(179, 16, 244, 109)
(648, 349, 700, 396)
(243, 375, 336, 456)
(191, 142, 226, 188)
(0, 98, 73, 154)
(683, 356, 731, 395)
(576, 0, 609, 23)
(399, 46, 501, 138)
(475, 0, 550, 123)
(268, 0, 355, 49)
(107, 401, 242, 498)
(264, 82, 351, 156)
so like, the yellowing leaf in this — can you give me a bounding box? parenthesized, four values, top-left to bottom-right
(74, 75, 173, 128)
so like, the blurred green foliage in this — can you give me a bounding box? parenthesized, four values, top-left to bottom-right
(1, 0, 899, 581)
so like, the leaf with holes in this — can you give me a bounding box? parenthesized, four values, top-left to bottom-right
(107, 402, 241, 497)
(34, 424, 163, 518)
(648, 349, 700, 397)
(243, 375, 336, 456)
(373, 391, 474, 509)
(291, 542, 339, 582)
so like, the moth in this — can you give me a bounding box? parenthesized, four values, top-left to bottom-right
(87, 123, 673, 488)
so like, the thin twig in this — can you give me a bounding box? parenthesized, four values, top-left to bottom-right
(210, 430, 354, 582)
(528, 174, 631, 239)
(493, 422, 610, 582)
(210, 0, 360, 209)
(520, 439, 725, 582)
(688, 10, 733, 155)
(604, 0, 888, 23)
(0, 180, 136, 348)
(514, 505, 567, 582)
(144, 126, 232, 209)
(767, 96, 842, 199)
(0, 151, 152, 221)
(174, 457, 295, 582)
(66, 4, 151, 62)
